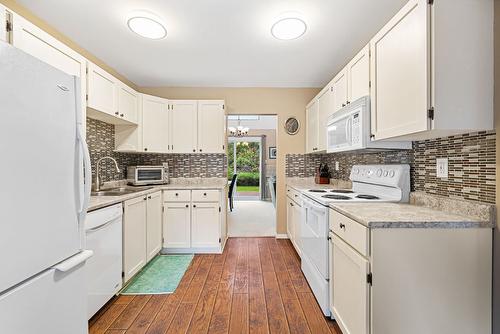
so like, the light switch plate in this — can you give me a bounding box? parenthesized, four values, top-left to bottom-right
(436, 158, 448, 178)
(335, 161, 339, 171)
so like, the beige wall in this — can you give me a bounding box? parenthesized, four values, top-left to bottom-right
(0, 0, 137, 89)
(140, 87, 320, 234)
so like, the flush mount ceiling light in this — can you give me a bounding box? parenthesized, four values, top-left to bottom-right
(271, 16, 307, 40)
(127, 11, 167, 40)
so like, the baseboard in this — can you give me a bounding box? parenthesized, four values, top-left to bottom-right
(275, 234, 289, 239)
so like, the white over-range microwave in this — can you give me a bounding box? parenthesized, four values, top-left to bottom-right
(326, 96, 411, 153)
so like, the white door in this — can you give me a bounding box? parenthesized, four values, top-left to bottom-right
(118, 83, 138, 124)
(170, 100, 198, 153)
(332, 69, 348, 112)
(197, 100, 225, 153)
(146, 192, 163, 261)
(0, 45, 82, 292)
(142, 94, 169, 153)
(347, 45, 370, 103)
(332, 234, 370, 334)
(163, 202, 191, 248)
(370, 0, 429, 140)
(306, 101, 319, 153)
(123, 196, 147, 282)
(0, 255, 88, 334)
(317, 88, 330, 151)
(191, 202, 220, 248)
(87, 62, 118, 117)
(11, 13, 86, 127)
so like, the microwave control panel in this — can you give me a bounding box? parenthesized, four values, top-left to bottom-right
(352, 113, 360, 144)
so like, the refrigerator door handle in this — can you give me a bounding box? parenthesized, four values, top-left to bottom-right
(77, 127, 92, 223)
(52, 250, 93, 273)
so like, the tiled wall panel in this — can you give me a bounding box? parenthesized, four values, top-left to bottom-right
(286, 131, 496, 204)
(86, 118, 227, 182)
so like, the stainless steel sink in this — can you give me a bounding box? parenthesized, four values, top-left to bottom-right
(91, 186, 153, 197)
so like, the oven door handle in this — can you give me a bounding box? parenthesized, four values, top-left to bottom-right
(303, 197, 326, 215)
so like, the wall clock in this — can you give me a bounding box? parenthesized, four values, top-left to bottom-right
(284, 117, 300, 135)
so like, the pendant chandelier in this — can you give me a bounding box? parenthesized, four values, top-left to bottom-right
(228, 119, 249, 137)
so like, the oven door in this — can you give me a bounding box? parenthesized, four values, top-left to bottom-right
(327, 113, 352, 153)
(301, 196, 329, 279)
(136, 168, 164, 184)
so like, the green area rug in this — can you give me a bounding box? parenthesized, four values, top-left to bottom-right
(121, 254, 194, 295)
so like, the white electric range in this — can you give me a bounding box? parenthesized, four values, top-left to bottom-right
(300, 164, 410, 316)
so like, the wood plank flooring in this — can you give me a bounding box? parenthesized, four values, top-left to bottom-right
(89, 238, 342, 334)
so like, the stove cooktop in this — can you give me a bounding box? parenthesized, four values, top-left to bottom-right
(356, 194, 380, 200)
(308, 189, 327, 193)
(331, 189, 354, 194)
(322, 194, 352, 200)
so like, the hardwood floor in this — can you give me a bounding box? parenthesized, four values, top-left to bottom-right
(89, 237, 342, 334)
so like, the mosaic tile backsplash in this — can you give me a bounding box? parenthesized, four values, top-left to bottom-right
(286, 131, 496, 204)
(86, 118, 227, 183)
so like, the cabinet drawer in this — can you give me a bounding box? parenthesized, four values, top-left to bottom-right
(286, 186, 302, 205)
(192, 189, 220, 202)
(163, 190, 191, 202)
(329, 209, 369, 257)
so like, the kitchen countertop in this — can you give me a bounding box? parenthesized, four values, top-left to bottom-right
(286, 177, 352, 191)
(330, 202, 495, 229)
(88, 178, 227, 212)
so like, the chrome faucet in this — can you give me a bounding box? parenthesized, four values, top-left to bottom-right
(95, 156, 121, 191)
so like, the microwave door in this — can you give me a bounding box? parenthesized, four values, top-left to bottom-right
(328, 115, 351, 151)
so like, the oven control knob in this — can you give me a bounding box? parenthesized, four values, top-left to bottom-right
(367, 169, 373, 176)
(376, 169, 383, 177)
(389, 170, 395, 178)
(383, 170, 389, 177)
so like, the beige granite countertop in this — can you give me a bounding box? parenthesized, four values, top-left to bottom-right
(286, 177, 352, 191)
(89, 178, 227, 212)
(330, 201, 495, 229)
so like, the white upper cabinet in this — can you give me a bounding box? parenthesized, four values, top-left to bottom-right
(370, 0, 493, 141)
(370, 0, 429, 140)
(317, 88, 330, 152)
(117, 83, 138, 124)
(170, 100, 198, 153)
(331, 69, 348, 113)
(197, 100, 226, 153)
(347, 45, 370, 103)
(10, 12, 87, 126)
(142, 94, 169, 153)
(1, 5, 7, 42)
(306, 100, 319, 153)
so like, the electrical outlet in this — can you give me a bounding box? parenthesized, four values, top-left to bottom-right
(436, 158, 448, 178)
(335, 161, 340, 171)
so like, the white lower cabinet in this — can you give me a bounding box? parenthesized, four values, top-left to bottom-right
(163, 189, 224, 253)
(123, 191, 162, 283)
(163, 202, 191, 249)
(286, 188, 302, 256)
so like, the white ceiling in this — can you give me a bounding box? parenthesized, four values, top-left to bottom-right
(17, 0, 407, 88)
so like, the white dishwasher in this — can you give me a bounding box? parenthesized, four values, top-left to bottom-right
(85, 203, 123, 319)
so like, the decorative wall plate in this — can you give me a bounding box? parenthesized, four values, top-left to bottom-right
(284, 117, 300, 135)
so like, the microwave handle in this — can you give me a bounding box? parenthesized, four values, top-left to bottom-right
(345, 117, 352, 145)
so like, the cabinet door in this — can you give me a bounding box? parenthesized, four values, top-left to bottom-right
(142, 94, 169, 153)
(287, 198, 294, 241)
(197, 100, 225, 153)
(170, 100, 197, 153)
(118, 84, 138, 124)
(11, 13, 86, 127)
(191, 202, 220, 248)
(306, 101, 319, 153)
(1, 5, 7, 42)
(87, 62, 117, 117)
(292, 203, 302, 255)
(123, 196, 147, 282)
(332, 69, 348, 112)
(146, 192, 162, 262)
(317, 88, 330, 151)
(347, 45, 370, 103)
(332, 234, 370, 334)
(163, 202, 191, 248)
(370, 0, 429, 140)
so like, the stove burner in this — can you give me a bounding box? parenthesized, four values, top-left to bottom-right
(331, 189, 354, 194)
(356, 194, 380, 200)
(322, 194, 352, 200)
(308, 189, 327, 193)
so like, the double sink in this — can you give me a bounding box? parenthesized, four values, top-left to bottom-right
(91, 186, 153, 197)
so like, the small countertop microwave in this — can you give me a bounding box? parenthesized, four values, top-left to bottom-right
(127, 165, 169, 186)
(326, 96, 411, 153)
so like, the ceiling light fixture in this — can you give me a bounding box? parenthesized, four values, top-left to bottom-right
(127, 11, 167, 40)
(271, 16, 307, 40)
(228, 118, 250, 137)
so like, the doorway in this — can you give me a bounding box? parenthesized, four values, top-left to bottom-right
(226, 115, 277, 237)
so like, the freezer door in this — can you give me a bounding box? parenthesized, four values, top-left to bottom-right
(0, 252, 90, 334)
(0, 42, 82, 292)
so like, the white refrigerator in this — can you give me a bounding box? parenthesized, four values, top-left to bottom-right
(0, 42, 92, 333)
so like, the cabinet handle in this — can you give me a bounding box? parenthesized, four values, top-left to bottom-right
(143, 197, 147, 201)
(203, 193, 207, 196)
(148, 196, 151, 199)
(199, 149, 203, 152)
(339, 223, 346, 230)
(120, 114, 124, 117)
(144, 148, 148, 152)
(175, 193, 179, 196)
(193, 149, 196, 152)
(342, 103, 346, 107)
(185, 204, 189, 208)
(290, 202, 294, 207)
(193, 204, 197, 208)
(114, 112, 119, 115)
(347, 101, 350, 104)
